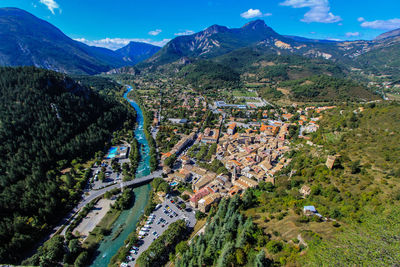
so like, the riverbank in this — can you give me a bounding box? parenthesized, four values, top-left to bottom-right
(75, 198, 115, 240)
(89, 85, 153, 266)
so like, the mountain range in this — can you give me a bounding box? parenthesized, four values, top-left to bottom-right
(140, 19, 400, 80)
(0, 7, 400, 79)
(0, 8, 160, 74)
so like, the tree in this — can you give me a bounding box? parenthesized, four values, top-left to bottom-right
(164, 154, 177, 168)
(68, 239, 81, 256)
(175, 241, 189, 255)
(74, 251, 88, 267)
(266, 240, 283, 254)
(216, 241, 234, 267)
(235, 248, 246, 265)
(159, 182, 170, 193)
(259, 181, 274, 192)
(98, 171, 106, 182)
(242, 189, 256, 209)
(350, 160, 361, 174)
(254, 250, 268, 267)
(195, 211, 206, 220)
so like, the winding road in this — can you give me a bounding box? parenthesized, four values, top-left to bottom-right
(54, 170, 163, 237)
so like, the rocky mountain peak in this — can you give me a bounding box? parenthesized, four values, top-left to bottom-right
(204, 24, 229, 35)
(241, 19, 268, 30)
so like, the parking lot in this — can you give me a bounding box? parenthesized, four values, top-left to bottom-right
(125, 197, 196, 266)
(89, 158, 129, 190)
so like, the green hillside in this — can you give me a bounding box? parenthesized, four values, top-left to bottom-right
(0, 67, 135, 263)
(278, 75, 379, 102)
(180, 60, 240, 89)
(355, 43, 400, 80)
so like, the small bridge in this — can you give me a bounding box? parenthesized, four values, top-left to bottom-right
(78, 170, 163, 209)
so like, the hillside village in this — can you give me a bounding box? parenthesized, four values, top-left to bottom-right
(133, 76, 338, 213)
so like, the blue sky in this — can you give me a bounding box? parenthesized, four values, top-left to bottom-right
(2, 0, 400, 49)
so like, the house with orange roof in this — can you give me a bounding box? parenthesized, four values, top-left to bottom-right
(282, 113, 293, 120)
(227, 123, 237, 135)
(260, 124, 280, 136)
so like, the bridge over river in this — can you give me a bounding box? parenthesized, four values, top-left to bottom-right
(77, 170, 163, 210)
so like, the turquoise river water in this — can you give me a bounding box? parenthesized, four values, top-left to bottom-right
(91, 86, 151, 266)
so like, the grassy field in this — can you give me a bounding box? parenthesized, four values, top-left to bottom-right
(232, 90, 258, 97)
(188, 218, 207, 240)
(137, 89, 158, 94)
(387, 93, 400, 101)
(244, 209, 338, 243)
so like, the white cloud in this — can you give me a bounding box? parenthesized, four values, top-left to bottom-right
(346, 32, 360, 37)
(280, 0, 342, 23)
(174, 30, 195, 36)
(240, 9, 272, 19)
(74, 38, 170, 50)
(357, 17, 365, 22)
(39, 0, 60, 14)
(360, 18, 400, 30)
(148, 29, 162, 36)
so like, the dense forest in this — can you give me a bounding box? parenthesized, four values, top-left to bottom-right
(175, 195, 270, 266)
(0, 67, 136, 263)
(180, 60, 240, 90)
(70, 75, 125, 96)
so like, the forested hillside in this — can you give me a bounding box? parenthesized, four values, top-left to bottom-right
(355, 43, 400, 81)
(0, 67, 135, 263)
(175, 196, 269, 267)
(180, 60, 240, 90)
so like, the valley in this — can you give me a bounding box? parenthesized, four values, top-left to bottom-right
(0, 4, 400, 267)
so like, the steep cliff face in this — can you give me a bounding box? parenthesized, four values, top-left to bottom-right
(142, 20, 284, 66)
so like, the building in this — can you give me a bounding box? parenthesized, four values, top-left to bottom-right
(193, 173, 216, 192)
(232, 176, 258, 190)
(326, 155, 338, 169)
(299, 185, 311, 197)
(303, 206, 317, 216)
(215, 101, 247, 109)
(260, 124, 280, 136)
(228, 186, 242, 196)
(282, 114, 293, 121)
(168, 118, 188, 124)
(174, 169, 191, 182)
(227, 123, 237, 135)
(265, 176, 275, 185)
(198, 193, 221, 212)
(201, 128, 220, 143)
(190, 166, 208, 180)
(190, 187, 213, 208)
(161, 132, 196, 164)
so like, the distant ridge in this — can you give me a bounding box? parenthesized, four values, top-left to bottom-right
(375, 28, 400, 40)
(116, 41, 160, 64)
(0, 8, 159, 74)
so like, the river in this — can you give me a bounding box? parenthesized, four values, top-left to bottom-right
(90, 86, 151, 266)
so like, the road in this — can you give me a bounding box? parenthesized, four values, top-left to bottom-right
(52, 170, 163, 237)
